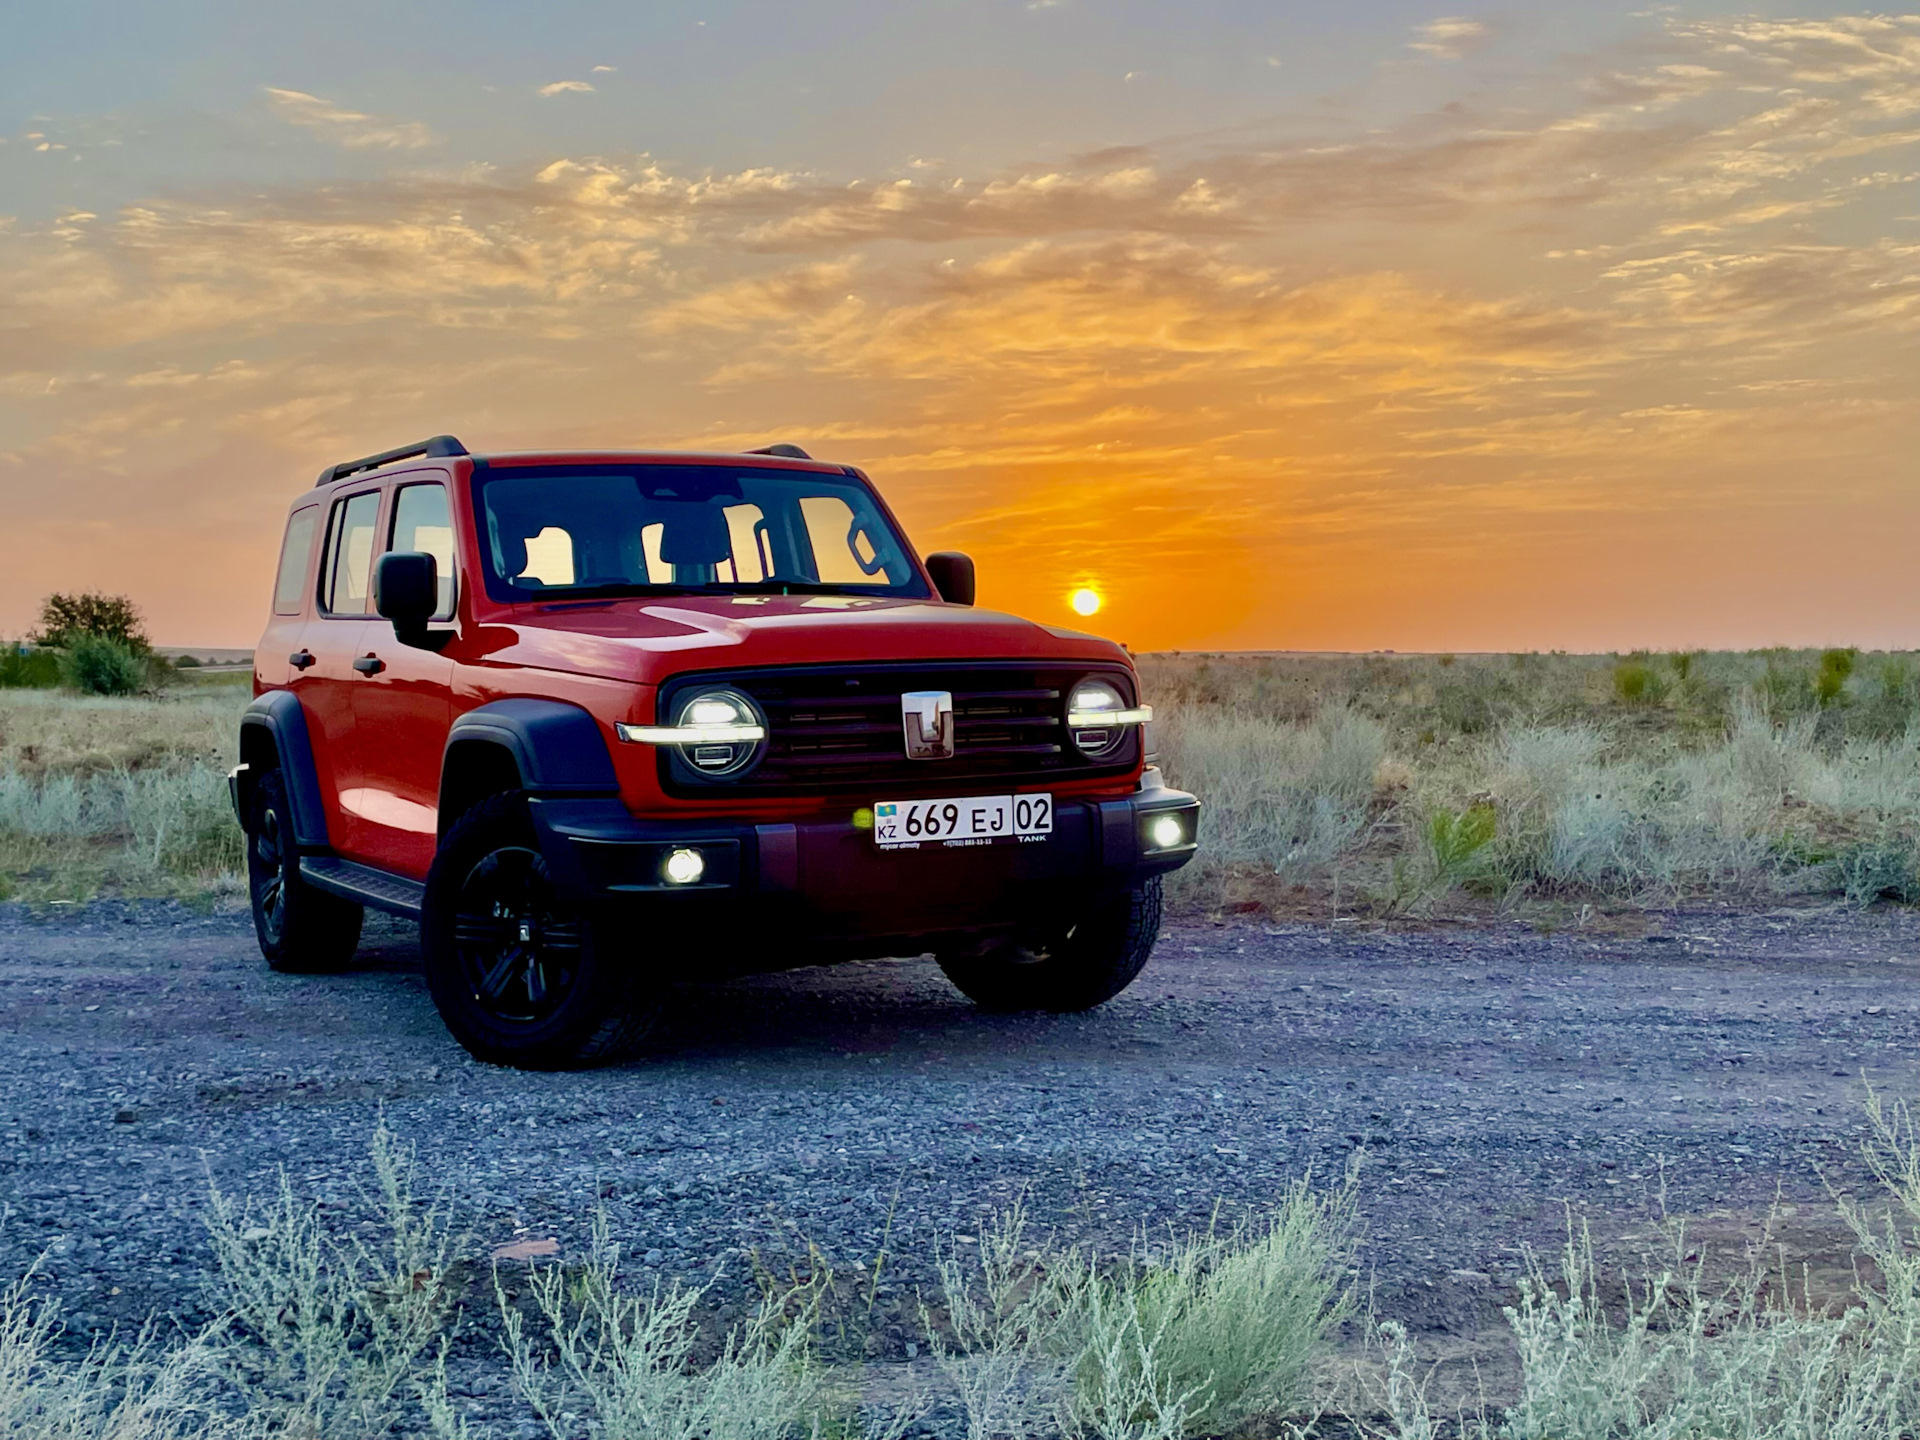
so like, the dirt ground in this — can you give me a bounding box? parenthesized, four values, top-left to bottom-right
(2, 899, 1915, 1422)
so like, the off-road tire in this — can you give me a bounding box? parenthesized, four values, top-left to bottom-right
(937, 877, 1163, 1013)
(247, 767, 363, 973)
(421, 791, 655, 1069)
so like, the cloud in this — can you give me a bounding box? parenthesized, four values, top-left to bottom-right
(591, 65, 617, 74)
(537, 80, 596, 97)
(9, 12, 1920, 649)
(260, 87, 433, 149)
(1409, 17, 1489, 60)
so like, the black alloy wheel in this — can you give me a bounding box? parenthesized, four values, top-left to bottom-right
(247, 766, 363, 973)
(450, 845, 582, 1025)
(422, 791, 654, 1068)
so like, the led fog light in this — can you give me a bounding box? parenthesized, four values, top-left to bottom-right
(1148, 815, 1186, 850)
(663, 848, 706, 886)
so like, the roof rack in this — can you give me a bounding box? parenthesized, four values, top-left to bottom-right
(744, 443, 811, 460)
(315, 435, 469, 487)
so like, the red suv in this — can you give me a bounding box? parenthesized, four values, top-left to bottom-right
(232, 436, 1199, 1067)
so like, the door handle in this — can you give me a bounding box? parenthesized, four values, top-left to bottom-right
(352, 655, 386, 675)
(289, 649, 316, 670)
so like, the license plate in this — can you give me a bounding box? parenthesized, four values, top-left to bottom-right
(873, 793, 1053, 849)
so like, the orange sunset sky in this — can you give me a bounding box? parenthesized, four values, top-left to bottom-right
(3, 3, 1918, 652)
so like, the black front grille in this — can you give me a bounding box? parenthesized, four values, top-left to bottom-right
(657, 661, 1139, 795)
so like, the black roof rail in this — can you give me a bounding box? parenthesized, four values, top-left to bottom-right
(314, 435, 469, 487)
(744, 443, 811, 460)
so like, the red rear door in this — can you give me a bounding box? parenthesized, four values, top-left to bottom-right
(304, 487, 384, 858)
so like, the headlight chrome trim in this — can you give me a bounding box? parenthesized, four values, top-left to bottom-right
(619, 687, 769, 779)
(1066, 704, 1153, 727)
(616, 721, 768, 745)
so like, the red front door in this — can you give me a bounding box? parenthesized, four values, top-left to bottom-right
(343, 475, 458, 877)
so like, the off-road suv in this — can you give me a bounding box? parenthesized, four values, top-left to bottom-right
(232, 436, 1199, 1068)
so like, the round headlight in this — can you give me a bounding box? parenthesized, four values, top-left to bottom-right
(676, 688, 766, 777)
(1069, 679, 1127, 757)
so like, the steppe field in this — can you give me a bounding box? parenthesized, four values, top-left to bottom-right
(4, 651, 1920, 1439)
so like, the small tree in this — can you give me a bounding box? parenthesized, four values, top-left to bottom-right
(33, 592, 151, 654)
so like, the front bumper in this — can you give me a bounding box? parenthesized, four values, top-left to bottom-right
(527, 769, 1198, 957)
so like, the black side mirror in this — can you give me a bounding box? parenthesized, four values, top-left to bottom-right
(374, 551, 439, 645)
(926, 551, 976, 606)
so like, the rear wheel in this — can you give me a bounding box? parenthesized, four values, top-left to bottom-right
(422, 792, 655, 1068)
(937, 878, 1163, 1013)
(247, 767, 363, 973)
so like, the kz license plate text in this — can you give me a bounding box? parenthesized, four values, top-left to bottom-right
(873, 794, 1053, 849)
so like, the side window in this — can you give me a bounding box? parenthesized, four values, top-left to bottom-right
(321, 491, 382, 616)
(389, 483, 457, 621)
(272, 507, 319, 616)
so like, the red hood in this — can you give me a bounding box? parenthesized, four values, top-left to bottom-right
(465, 595, 1128, 686)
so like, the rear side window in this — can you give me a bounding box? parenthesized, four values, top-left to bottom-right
(321, 491, 381, 616)
(389, 483, 457, 621)
(273, 508, 319, 616)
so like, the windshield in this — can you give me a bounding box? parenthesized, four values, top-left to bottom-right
(473, 465, 930, 602)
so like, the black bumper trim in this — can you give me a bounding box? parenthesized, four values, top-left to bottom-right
(526, 777, 1199, 910)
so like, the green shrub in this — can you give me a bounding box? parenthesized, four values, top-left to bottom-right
(1817, 647, 1858, 707)
(59, 634, 146, 696)
(174, 654, 203, 668)
(1836, 834, 1919, 907)
(1611, 657, 1667, 707)
(0, 643, 60, 689)
(1668, 649, 1698, 680)
(1424, 804, 1497, 889)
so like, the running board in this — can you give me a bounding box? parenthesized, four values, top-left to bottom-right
(299, 855, 425, 920)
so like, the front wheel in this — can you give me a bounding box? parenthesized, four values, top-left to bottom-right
(937, 878, 1163, 1013)
(421, 792, 656, 1069)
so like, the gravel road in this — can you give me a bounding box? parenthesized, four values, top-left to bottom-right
(4, 900, 1917, 1420)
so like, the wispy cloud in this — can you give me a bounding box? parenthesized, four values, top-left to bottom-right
(537, 80, 596, 97)
(8, 13, 1920, 647)
(1409, 17, 1489, 60)
(261, 87, 433, 149)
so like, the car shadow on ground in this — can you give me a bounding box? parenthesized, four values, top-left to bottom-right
(348, 914, 1136, 1069)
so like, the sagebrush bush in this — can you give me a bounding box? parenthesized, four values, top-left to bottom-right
(1373, 1091, 1920, 1439)
(1069, 1177, 1357, 1438)
(1155, 704, 1384, 893)
(203, 1124, 458, 1438)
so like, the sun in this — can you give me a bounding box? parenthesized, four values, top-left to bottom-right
(1069, 587, 1103, 617)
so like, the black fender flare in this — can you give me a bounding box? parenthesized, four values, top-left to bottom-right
(237, 691, 331, 849)
(440, 699, 620, 833)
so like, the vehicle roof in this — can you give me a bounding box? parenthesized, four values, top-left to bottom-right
(480, 450, 853, 473)
(310, 449, 853, 496)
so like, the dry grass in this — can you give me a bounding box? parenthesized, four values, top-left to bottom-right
(0, 677, 245, 900)
(1142, 649, 1920, 918)
(8, 651, 1920, 917)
